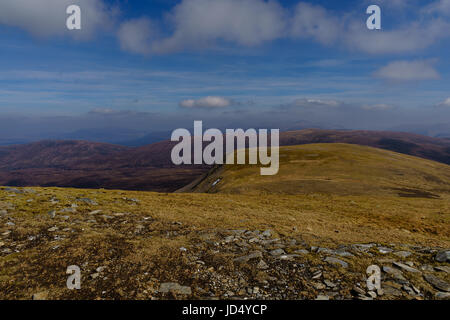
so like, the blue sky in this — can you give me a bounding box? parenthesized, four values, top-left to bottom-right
(0, 0, 449, 142)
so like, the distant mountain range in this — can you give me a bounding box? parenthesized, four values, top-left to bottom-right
(0, 129, 448, 192)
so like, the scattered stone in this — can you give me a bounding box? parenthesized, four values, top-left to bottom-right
(96, 266, 106, 273)
(393, 251, 412, 258)
(420, 264, 435, 272)
(234, 251, 263, 263)
(324, 257, 348, 268)
(402, 285, 416, 296)
(423, 274, 450, 292)
(404, 261, 414, 267)
(90, 273, 100, 279)
(32, 291, 48, 300)
(270, 249, 285, 256)
(278, 254, 298, 261)
(262, 230, 272, 237)
(5, 187, 22, 194)
(352, 286, 365, 295)
(224, 236, 234, 243)
(257, 260, 269, 270)
(334, 250, 354, 257)
(435, 250, 450, 263)
(77, 198, 98, 205)
(411, 285, 420, 295)
(352, 244, 376, 252)
(248, 237, 259, 243)
(382, 285, 402, 297)
(159, 282, 192, 295)
(382, 266, 406, 280)
(313, 282, 326, 290)
(48, 210, 56, 218)
(315, 295, 329, 300)
(317, 248, 333, 254)
(324, 280, 336, 288)
(47, 226, 58, 232)
(435, 292, 450, 299)
(378, 247, 393, 254)
(435, 266, 450, 273)
(393, 262, 421, 273)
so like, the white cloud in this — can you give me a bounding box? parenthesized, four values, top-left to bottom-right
(437, 98, 450, 107)
(1, 0, 449, 55)
(153, 0, 287, 53)
(289, 98, 342, 108)
(290, 2, 341, 45)
(0, 0, 115, 39)
(117, 18, 158, 55)
(424, 0, 450, 16)
(179, 96, 232, 109)
(374, 60, 440, 81)
(345, 19, 450, 54)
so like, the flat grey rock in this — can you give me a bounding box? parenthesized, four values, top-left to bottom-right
(423, 274, 450, 292)
(435, 250, 450, 263)
(270, 248, 285, 256)
(435, 292, 450, 299)
(383, 266, 406, 280)
(393, 262, 421, 273)
(324, 257, 348, 268)
(393, 251, 412, 258)
(234, 251, 263, 263)
(435, 266, 450, 273)
(159, 282, 192, 295)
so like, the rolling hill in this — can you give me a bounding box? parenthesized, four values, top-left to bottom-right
(279, 129, 450, 165)
(182, 143, 450, 198)
(0, 129, 448, 192)
(0, 140, 208, 192)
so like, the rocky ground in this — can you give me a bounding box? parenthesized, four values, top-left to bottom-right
(0, 186, 449, 300)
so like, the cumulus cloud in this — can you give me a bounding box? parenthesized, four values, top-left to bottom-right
(179, 96, 232, 109)
(437, 98, 450, 107)
(117, 18, 158, 55)
(290, 2, 341, 45)
(157, 0, 286, 52)
(286, 98, 342, 108)
(289, 1, 450, 54)
(424, 0, 450, 16)
(374, 60, 440, 81)
(2, 0, 448, 55)
(345, 18, 450, 54)
(0, 0, 115, 39)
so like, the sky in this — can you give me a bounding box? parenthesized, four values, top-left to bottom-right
(0, 0, 449, 144)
